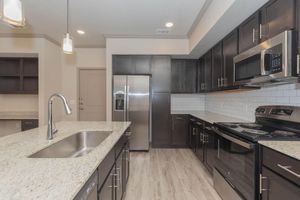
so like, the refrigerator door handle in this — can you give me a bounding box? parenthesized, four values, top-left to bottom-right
(124, 85, 127, 121)
(126, 85, 130, 121)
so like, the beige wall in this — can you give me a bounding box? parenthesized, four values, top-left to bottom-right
(0, 37, 63, 125)
(106, 38, 189, 120)
(62, 48, 106, 121)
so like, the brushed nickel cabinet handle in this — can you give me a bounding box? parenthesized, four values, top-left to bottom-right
(252, 28, 255, 43)
(259, 24, 262, 39)
(277, 164, 300, 178)
(259, 173, 268, 194)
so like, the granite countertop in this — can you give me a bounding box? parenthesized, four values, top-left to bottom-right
(0, 121, 131, 200)
(259, 141, 300, 161)
(0, 111, 38, 120)
(171, 110, 247, 123)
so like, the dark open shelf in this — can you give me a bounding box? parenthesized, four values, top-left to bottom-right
(0, 57, 38, 94)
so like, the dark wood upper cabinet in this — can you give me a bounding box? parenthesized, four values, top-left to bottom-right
(211, 42, 223, 91)
(151, 56, 171, 93)
(0, 57, 38, 94)
(133, 55, 151, 74)
(113, 55, 135, 75)
(238, 12, 260, 53)
(113, 55, 152, 75)
(197, 58, 205, 93)
(222, 30, 238, 87)
(171, 59, 197, 93)
(204, 51, 212, 92)
(260, 0, 296, 41)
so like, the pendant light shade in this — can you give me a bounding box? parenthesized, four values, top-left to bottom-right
(63, 33, 73, 54)
(62, 0, 73, 54)
(2, 0, 25, 28)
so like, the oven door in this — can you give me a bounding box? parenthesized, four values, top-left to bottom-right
(213, 127, 257, 200)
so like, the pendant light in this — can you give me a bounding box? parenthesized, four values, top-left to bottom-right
(1, 0, 25, 28)
(62, 0, 73, 54)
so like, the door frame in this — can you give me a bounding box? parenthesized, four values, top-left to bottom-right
(77, 68, 106, 121)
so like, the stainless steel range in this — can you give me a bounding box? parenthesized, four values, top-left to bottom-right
(212, 105, 300, 200)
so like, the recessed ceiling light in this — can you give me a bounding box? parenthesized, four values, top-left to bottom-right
(165, 22, 174, 28)
(77, 30, 85, 35)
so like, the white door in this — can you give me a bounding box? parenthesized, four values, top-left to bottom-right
(79, 69, 106, 121)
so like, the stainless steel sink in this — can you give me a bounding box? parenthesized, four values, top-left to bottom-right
(29, 131, 112, 158)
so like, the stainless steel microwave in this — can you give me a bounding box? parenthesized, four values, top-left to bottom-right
(233, 30, 298, 87)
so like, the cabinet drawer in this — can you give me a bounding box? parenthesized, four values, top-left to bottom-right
(263, 146, 300, 185)
(98, 148, 115, 189)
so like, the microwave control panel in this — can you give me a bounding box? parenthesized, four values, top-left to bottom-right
(264, 44, 283, 73)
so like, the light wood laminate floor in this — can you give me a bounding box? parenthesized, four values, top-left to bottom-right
(124, 149, 221, 200)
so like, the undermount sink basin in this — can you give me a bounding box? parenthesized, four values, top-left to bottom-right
(29, 131, 112, 158)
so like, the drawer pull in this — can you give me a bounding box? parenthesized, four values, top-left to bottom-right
(277, 164, 300, 178)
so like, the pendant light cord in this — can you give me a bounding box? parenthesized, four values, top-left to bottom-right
(67, 0, 69, 33)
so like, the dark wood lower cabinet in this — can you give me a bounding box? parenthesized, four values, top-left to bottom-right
(75, 129, 130, 200)
(203, 124, 217, 173)
(261, 146, 300, 200)
(188, 116, 217, 174)
(98, 168, 114, 200)
(261, 167, 300, 200)
(171, 114, 188, 147)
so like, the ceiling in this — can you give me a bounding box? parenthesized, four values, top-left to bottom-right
(0, 0, 207, 47)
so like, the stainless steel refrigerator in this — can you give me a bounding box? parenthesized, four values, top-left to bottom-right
(112, 75, 150, 151)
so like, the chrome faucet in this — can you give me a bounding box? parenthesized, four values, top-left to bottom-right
(47, 93, 72, 140)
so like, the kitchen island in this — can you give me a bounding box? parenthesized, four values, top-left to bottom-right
(0, 121, 131, 200)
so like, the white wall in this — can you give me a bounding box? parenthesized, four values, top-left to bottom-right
(62, 48, 106, 120)
(106, 38, 189, 120)
(171, 94, 205, 111)
(205, 84, 300, 122)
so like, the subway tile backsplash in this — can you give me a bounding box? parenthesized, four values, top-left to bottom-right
(205, 83, 300, 121)
(171, 84, 300, 122)
(171, 94, 205, 111)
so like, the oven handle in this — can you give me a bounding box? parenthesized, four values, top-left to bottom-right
(212, 127, 254, 150)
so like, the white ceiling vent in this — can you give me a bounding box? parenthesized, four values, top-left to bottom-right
(155, 28, 170, 35)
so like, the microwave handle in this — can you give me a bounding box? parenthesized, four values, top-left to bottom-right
(261, 49, 267, 76)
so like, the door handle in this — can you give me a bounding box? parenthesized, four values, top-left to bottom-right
(277, 164, 300, 178)
(259, 173, 268, 194)
(252, 28, 256, 43)
(217, 78, 220, 88)
(259, 24, 262, 39)
(79, 108, 84, 110)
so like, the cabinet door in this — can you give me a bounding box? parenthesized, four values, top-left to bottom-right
(204, 51, 212, 92)
(113, 55, 135, 75)
(98, 168, 114, 200)
(115, 154, 123, 200)
(223, 30, 238, 87)
(134, 55, 151, 74)
(197, 58, 205, 93)
(171, 59, 197, 93)
(171, 115, 188, 147)
(204, 126, 217, 174)
(122, 142, 130, 192)
(261, 0, 295, 41)
(261, 167, 300, 200)
(151, 56, 171, 93)
(171, 59, 185, 93)
(238, 12, 260, 53)
(185, 60, 198, 93)
(152, 93, 171, 147)
(195, 122, 204, 162)
(211, 42, 223, 90)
